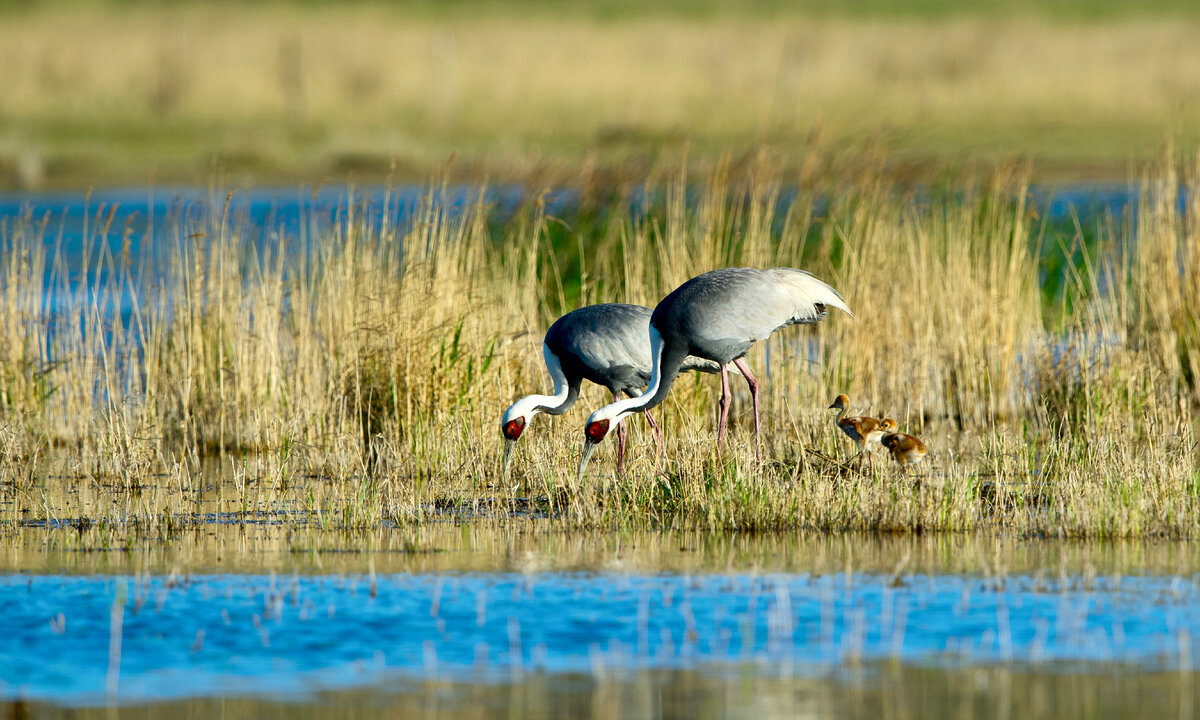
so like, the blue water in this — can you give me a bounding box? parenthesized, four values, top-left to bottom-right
(2, 570, 1198, 704)
(0, 185, 532, 322)
(0, 181, 1156, 348)
(0, 183, 1143, 263)
(0, 182, 1155, 291)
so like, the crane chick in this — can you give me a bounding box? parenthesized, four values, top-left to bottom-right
(828, 394, 885, 462)
(879, 418, 928, 469)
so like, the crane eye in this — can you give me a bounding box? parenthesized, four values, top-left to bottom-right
(585, 419, 610, 444)
(502, 418, 526, 440)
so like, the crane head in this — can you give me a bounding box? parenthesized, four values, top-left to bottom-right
(502, 417, 526, 441)
(501, 395, 542, 439)
(578, 404, 630, 481)
(828, 394, 850, 411)
(879, 417, 898, 435)
(582, 404, 627, 447)
(501, 399, 540, 481)
(585, 418, 609, 445)
(577, 417, 611, 482)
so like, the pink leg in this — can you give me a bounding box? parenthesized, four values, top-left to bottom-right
(644, 409, 664, 469)
(612, 391, 627, 477)
(732, 357, 761, 460)
(717, 364, 732, 446)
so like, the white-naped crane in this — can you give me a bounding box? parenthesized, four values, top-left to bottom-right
(579, 267, 852, 478)
(501, 303, 727, 478)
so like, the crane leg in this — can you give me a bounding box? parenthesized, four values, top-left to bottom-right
(717, 364, 732, 446)
(644, 409, 664, 469)
(732, 357, 760, 460)
(612, 391, 627, 477)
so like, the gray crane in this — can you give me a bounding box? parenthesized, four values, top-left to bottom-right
(501, 303, 727, 477)
(578, 267, 852, 478)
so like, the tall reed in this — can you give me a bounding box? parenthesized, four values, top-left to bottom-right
(0, 155, 1197, 537)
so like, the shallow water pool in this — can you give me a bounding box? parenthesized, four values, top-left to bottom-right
(3, 567, 1199, 705)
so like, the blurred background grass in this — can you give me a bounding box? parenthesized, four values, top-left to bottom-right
(2, 0, 1198, 188)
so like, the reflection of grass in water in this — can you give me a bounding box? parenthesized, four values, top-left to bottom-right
(16, 663, 1200, 718)
(0, 154, 1199, 538)
(9, 519, 1200, 576)
(3, 5, 1200, 186)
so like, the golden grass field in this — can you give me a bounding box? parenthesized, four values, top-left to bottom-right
(1, 152, 1198, 539)
(2, 4, 1200, 186)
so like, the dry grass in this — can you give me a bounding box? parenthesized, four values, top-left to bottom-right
(0, 153, 1198, 538)
(3, 6, 1200, 186)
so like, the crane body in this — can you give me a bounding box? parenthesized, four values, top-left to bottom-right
(579, 267, 852, 478)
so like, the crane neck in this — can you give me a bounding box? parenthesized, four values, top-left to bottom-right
(534, 345, 578, 415)
(604, 324, 689, 421)
(537, 382, 579, 416)
(502, 345, 578, 424)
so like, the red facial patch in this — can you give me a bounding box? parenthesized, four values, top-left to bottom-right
(502, 418, 526, 441)
(585, 419, 610, 445)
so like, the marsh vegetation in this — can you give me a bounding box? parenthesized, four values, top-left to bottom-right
(1, 154, 1197, 540)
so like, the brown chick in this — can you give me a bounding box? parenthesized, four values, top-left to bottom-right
(879, 418, 928, 468)
(828, 394, 884, 458)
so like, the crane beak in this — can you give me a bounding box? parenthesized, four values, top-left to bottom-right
(577, 441, 599, 483)
(502, 438, 517, 481)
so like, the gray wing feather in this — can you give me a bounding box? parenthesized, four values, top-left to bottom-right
(548, 304, 654, 379)
(675, 268, 851, 347)
(546, 303, 723, 389)
(679, 355, 727, 374)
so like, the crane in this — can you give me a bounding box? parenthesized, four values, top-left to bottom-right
(578, 267, 852, 478)
(879, 418, 929, 468)
(501, 303, 726, 478)
(828, 394, 885, 464)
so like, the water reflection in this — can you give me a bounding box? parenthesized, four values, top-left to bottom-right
(2, 563, 1199, 704)
(5, 522, 1200, 576)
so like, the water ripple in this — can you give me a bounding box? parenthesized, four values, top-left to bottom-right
(1, 571, 1198, 704)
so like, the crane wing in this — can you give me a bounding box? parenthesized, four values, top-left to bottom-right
(546, 303, 727, 387)
(674, 268, 852, 351)
(548, 303, 654, 388)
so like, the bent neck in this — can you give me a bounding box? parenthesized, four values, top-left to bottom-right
(604, 325, 690, 423)
(504, 345, 579, 423)
(536, 344, 579, 415)
(538, 381, 579, 416)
